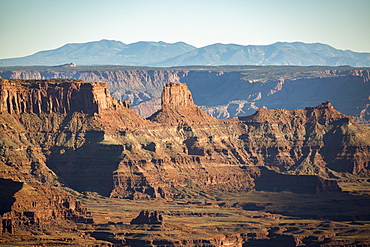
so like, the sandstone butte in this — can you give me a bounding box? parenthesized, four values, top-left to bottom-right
(0, 78, 370, 238)
(1, 68, 369, 124)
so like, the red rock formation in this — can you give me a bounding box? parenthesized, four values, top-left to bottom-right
(161, 82, 195, 109)
(1, 79, 369, 202)
(1, 68, 369, 126)
(2, 78, 370, 246)
(0, 109, 93, 235)
(148, 82, 217, 124)
(0, 164, 93, 234)
(0, 78, 129, 115)
(130, 210, 163, 225)
(1, 68, 369, 125)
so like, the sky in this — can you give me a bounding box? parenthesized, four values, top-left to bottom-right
(0, 0, 369, 59)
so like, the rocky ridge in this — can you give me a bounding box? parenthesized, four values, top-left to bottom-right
(1, 79, 369, 199)
(0, 123, 93, 236)
(148, 82, 216, 124)
(130, 210, 163, 225)
(1, 67, 369, 126)
(1, 78, 370, 245)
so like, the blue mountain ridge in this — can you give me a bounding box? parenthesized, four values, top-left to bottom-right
(0, 39, 369, 67)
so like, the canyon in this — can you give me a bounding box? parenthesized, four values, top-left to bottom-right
(1, 66, 369, 126)
(0, 78, 370, 246)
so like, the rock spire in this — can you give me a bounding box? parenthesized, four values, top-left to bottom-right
(149, 82, 216, 123)
(161, 82, 195, 110)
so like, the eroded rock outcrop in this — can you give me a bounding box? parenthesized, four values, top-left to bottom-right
(0, 112, 92, 234)
(0, 163, 93, 234)
(0, 78, 129, 115)
(107, 84, 369, 199)
(130, 210, 163, 225)
(1, 79, 369, 203)
(161, 82, 195, 109)
(1, 68, 369, 124)
(148, 82, 217, 124)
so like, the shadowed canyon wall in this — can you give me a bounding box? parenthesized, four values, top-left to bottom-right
(1, 78, 370, 238)
(1, 79, 369, 203)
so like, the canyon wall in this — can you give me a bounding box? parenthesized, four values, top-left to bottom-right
(0, 79, 121, 115)
(1, 79, 369, 203)
(0, 70, 183, 109)
(0, 73, 369, 246)
(0, 109, 93, 234)
(0, 68, 369, 125)
(1, 78, 370, 244)
(0, 78, 143, 234)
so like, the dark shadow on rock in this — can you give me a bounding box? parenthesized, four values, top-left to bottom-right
(0, 178, 23, 215)
(47, 131, 123, 196)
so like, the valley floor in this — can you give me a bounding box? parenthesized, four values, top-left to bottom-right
(2, 181, 370, 247)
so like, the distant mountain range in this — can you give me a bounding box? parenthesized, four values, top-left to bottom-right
(1, 39, 370, 67)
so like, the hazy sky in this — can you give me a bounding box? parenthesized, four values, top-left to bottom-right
(1, 0, 369, 59)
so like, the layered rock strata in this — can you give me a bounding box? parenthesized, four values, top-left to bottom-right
(1, 79, 369, 203)
(0, 152, 93, 234)
(148, 82, 216, 124)
(130, 210, 163, 225)
(0, 79, 128, 115)
(1, 68, 369, 125)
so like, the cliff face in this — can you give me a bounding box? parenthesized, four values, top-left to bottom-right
(0, 78, 144, 234)
(0, 70, 184, 108)
(0, 114, 93, 235)
(2, 77, 370, 245)
(0, 175, 93, 234)
(181, 70, 370, 125)
(148, 82, 216, 124)
(161, 82, 195, 109)
(1, 68, 369, 126)
(0, 79, 128, 115)
(1, 79, 369, 204)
